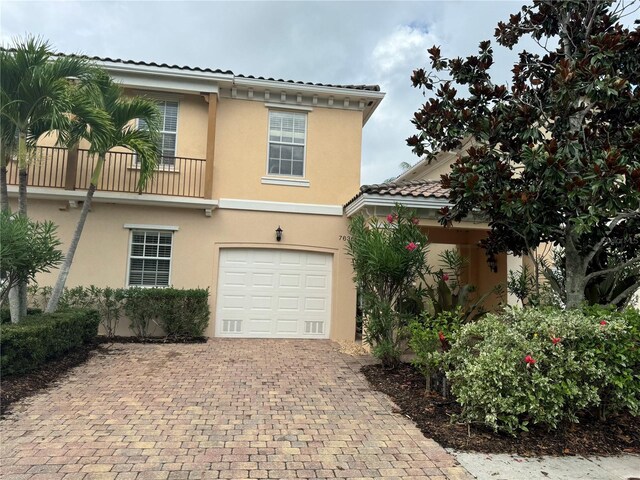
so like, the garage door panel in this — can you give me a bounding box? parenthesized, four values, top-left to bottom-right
(222, 271, 247, 287)
(216, 249, 332, 338)
(250, 296, 272, 310)
(220, 294, 245, 310)
(280, 252, 302, 266)
(304, 297, 327, 312)
(278, 296, 300, 310)
(247, 318, 273, 334)
(305, 275, 328, 289)
(252, 272, 275, 287)
(275, 318, 299, 335)
(306, 253, 331, 267)
(279, 273, 301, 288)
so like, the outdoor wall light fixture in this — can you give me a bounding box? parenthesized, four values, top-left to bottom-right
(275, 226, 283, 242)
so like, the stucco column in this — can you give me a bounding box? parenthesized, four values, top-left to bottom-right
(506, 253, 522, 306)
(64, 145, 79, 190)
(204, 93, 218, 199)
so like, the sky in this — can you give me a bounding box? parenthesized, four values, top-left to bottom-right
(1, 0, 540, 185)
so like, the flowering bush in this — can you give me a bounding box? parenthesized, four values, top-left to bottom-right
(347, 205, 429, 368)
(444, 307, 640, 434)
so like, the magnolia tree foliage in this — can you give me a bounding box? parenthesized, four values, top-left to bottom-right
(407, 0, 640, 308)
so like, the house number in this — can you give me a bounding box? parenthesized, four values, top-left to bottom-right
(339, 235, 351, 241)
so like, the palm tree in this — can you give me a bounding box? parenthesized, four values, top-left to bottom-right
(0, 37, 95, 320)
(46, 72, 161, 312)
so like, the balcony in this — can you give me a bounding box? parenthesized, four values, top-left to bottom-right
(6, 146, 207, 199)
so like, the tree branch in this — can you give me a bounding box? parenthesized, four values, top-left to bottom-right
(610, 279, 640, 307)
(584, 210, 640, 266)
(584, 256, 640, 283)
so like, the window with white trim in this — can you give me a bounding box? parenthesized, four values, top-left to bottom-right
(128, 230, 173, 287)
(139, 100, 178, 167)
(268, 111, 306, 177)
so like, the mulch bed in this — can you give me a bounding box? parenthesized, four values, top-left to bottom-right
(362, 362, 640, 457)
(96, 335, 207, 344)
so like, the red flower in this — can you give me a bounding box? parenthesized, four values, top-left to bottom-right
(524, 355, 536, 365)
(600, 320, 608, 326)
(406, 242, 417, 252)
(442, 273, 450, 282)
(387, 214, 394, 223)
(412, 217, 420, 225)
(438, 331, 450, 351)
(551, 337, 562, 345)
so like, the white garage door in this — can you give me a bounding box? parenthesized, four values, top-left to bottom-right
(215, 249, 332, 338)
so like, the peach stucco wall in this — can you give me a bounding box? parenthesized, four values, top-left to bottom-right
(25, 199, 357, 341)
(212, 98, 362, 204)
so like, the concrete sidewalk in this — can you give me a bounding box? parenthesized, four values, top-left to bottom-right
(451, 450, 640, 480)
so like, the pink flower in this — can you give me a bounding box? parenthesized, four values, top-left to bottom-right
(387, 214, 394, 223)
(406, 242, 417, 252)
(442, 273, 450, 282)
(551, 337, 562, 345)
(524, 355, 536, 365)
(600, 320, 608, 326)
(412, 217, 420, 225)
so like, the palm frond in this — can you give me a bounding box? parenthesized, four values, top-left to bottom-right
(119, 129, 160, 189)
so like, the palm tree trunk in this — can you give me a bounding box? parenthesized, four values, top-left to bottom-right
(0, 155, 10, 213)
(10, 132, 29, 321)
(17, 164, 29, 317)
(46, 184, 96, 312)
(46, 155, 104, 313)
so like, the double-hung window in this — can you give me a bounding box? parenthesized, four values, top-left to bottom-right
(128, 230, 173, 287)
(268, 111, 306, 177)
(139, 100, 178, 168)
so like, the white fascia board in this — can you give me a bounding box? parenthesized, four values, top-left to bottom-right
(97, 62, 231, 94)
(218, 198, 342, 216)
(363, 97, 384, 126)
(344, 193, 451, 217)
(232, 76, 386, 100)
(7, 186, 218, 210)
(124, 224, 179, 231)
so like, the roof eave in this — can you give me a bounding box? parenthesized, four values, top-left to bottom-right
(344, 192, 451, 217)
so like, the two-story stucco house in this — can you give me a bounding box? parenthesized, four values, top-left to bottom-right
(6, 55, 385, 340)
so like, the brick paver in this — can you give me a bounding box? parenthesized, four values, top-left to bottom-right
(0, 340, 471, 479)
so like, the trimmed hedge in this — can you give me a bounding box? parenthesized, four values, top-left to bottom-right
(0, 309, 100, 376)
(1, 308, 42, 324)
(125, 288, 210, 340)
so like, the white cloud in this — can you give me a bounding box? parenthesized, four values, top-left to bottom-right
(372, 24, 437, 76)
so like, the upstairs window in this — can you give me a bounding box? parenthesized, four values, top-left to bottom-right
(128, 230, 173, 287)
(268, 111, 306, 177)
(139, 100, 178, 167)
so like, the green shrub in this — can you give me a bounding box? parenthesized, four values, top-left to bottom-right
(0, 309, 100, 375)
(444, 307, 640, 434)
(155, 288, 210, 339)
(124, 288, 209, 340)
(409, 308, 462, 394)
(1, 308, 42, 324)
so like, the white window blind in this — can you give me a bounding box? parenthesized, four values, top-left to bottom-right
(128, 230, 173, 287)
(139, 100, 178, 167)
(268, 111, 306, 177)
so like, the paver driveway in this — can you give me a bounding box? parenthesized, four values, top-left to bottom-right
(1, 340, 471, 480)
